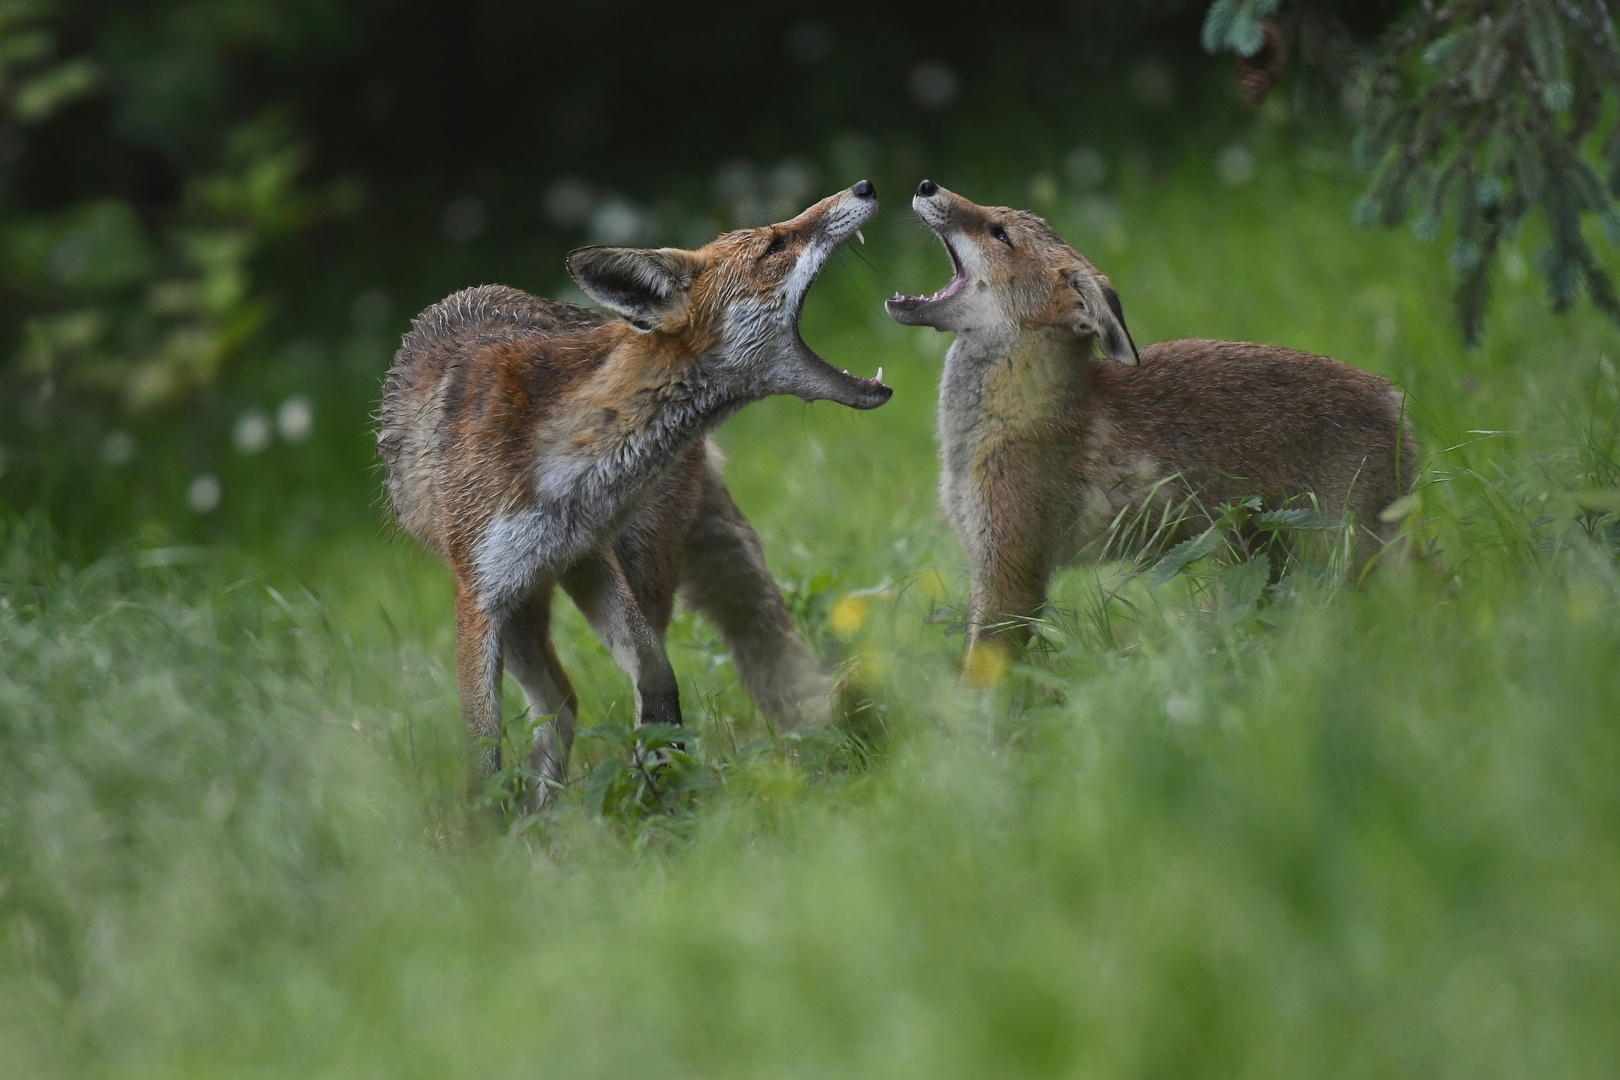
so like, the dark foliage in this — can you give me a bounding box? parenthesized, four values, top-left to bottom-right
(0, 0, 1215, 548)
(5, 0, 1615, 551)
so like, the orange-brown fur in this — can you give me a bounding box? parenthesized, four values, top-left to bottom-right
(380, 185, 888, 803)
(888, 182, 1416, 662)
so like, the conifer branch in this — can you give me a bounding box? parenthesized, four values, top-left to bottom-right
(1207, 0, 1620, 345)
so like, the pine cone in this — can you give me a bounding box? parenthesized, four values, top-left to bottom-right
(1233, 19, 1286, 105)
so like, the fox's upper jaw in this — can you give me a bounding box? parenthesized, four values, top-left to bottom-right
(719, 183, 892, 410)
(781, 187, 878, 316)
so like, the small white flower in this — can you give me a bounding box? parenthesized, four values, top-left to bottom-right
(188, 474, 221, 514)
(350, 287, 393, 335)
(909, 61, 960, 109)
(277, 396, 314, 443)
(542, 177, 594, 229)
(588, 199, 648, 246)
(1216, 145, 1255, 186)
(785, 21, 833, 66)
(1065, 147, 1107, 190)
(100, 430, 136, 467)
(441, 196, 487, 243)
(1130, 59, 1175, 109)
(232, 409, 272, 455)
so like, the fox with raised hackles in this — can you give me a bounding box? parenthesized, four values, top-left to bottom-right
(380, 182, 889, 802)
(888, 180, 1415, 674)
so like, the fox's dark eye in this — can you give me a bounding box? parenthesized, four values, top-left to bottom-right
(764, 234, 787, 256)
(991, 224, 1012, 247)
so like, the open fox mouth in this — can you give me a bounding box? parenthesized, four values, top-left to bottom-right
(886, 235, 966, 315)
(783, 185, 892, 408)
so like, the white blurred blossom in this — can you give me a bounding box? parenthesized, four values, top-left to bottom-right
(785, 21, 833, 65)
(1065, 146, 1107, 190)
(588, 199, 648, 245)
(441, 196, 487, 242)
(543, 176, 594, 229)
(277, 396, 314, 443)
(350, 287, 393, 335)
(233, 409, 272, 455)
(908, 61, 959, 109)
(100, 430, 136, 467)
(1216, 145, 1255, 186)
(1130, 58, 1175, 108)
(188, 474, 221, 514)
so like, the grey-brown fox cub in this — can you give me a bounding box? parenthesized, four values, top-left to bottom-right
(379, 183, 889, 802)
(888, 181, 1415, 679)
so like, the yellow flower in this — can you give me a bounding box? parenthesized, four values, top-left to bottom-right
(962, 640, 1012, 688)
(915, 567, 948, 602)
(830, 594, 870, 638)
(1568, 588, 1600, 625)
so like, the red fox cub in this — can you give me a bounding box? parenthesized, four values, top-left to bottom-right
(379, 182, 889, 801)
(887, 180, 1415, 672)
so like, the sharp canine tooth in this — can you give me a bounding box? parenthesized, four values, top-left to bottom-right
(856, 229, 866, 245)
(876, 366, 883, 383)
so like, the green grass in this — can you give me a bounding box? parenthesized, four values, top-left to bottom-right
(4, 145, 1620, 1078)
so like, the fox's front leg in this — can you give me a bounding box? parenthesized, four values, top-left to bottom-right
(962, 560, 1048, 687)
(962, 478, 1053, 686)
(562, 550, 682, 728)
(454, 584, 505, 785)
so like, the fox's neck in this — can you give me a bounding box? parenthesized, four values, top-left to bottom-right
(551, 336, 738, 493)
(476, 334, 744, 612)
(524, 333, 739, 549)
(938, 326, 1091, 458)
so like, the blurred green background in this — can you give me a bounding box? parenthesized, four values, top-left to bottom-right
(3, 3, 1619, 1077)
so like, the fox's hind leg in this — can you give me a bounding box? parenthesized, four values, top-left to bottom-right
(500, 585, 579, 807)
(453, 583, 504, 786)
(562, 549, 682, 729)
(680, 461, 832, 729)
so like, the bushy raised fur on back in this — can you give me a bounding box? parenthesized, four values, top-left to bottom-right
(887, 181, 1416, 673)
(380, 183, 889, 803)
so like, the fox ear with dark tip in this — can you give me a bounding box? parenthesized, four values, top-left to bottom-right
(566, 247, 698, 333)
(1063, 268, 1140, 365)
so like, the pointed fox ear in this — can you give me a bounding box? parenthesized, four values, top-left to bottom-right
(1063, 267, 1139, 365)
(566, 247, 698, 333)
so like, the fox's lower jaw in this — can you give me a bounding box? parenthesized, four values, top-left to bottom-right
(765, 338, 892, 409)
(886, 273, 966, 327)
(888, 211, 970, 329)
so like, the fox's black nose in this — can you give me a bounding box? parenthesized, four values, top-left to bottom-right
(852, 178, 875, 198)
(917, 179, 938, 197)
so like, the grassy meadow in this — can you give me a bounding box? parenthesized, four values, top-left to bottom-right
(3, 142, 1619, 1078)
